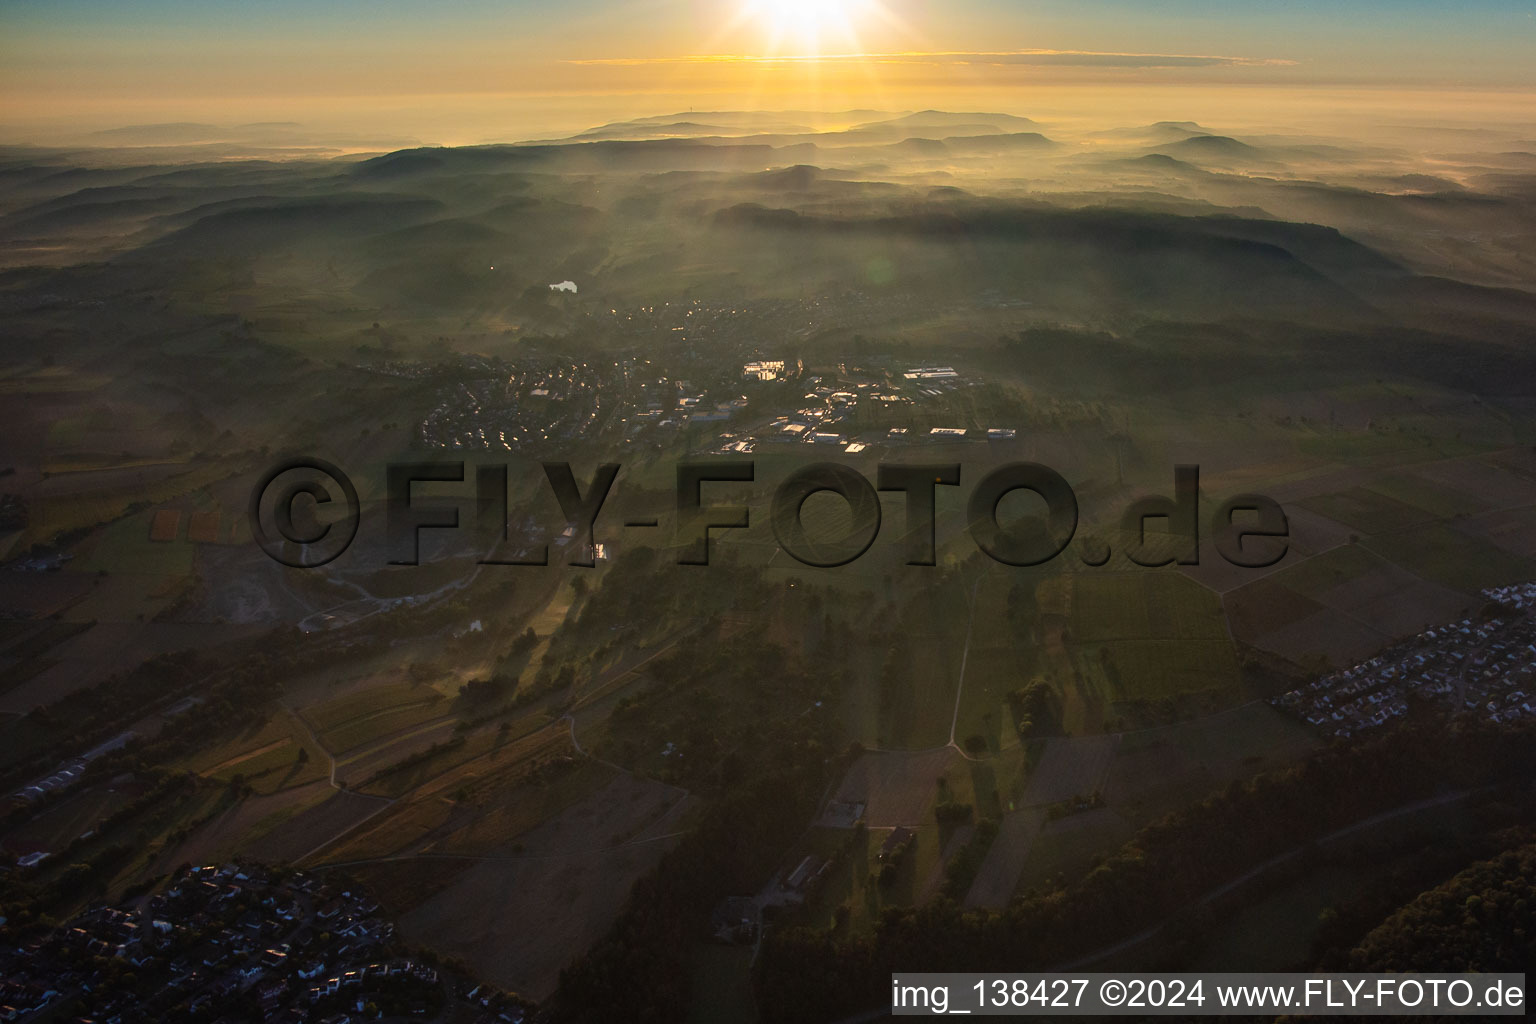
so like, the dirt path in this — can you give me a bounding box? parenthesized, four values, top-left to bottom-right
(279, 700, 397, 864)
(946, 571, 988, 760)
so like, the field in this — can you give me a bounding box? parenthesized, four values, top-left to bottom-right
(0, 780, 142, 856)
(76, 510, 195, 576)
(30, 778, 244, 897)
(300, 681, 453, 756)
(1204, 443, 1536, 670)
(183, 709, 328, 794)
(1296, 487, 1437, 536)
(1021, 735, 1117, 806)
(313, 722, 602, 864)
(186, 509, 225, 544)
(1364, 473, 1493, 520)
(0, 620, 260, 715)
(1223, 578, 1328, 641)
(964, 806, 1048, 908)
(148, 508, 182, 543)
(1011, 809, 1137, 892)
(187, 783, 387, 866)
(1265, 543, 1383, 599)
(22, 456, 250, 551)
(1464, 500, 1536, 553)
(387, 772, 691, 1001)
(1363, 523, 1536, 594)
(800, 744, 1025, 924)
(0, 620, 95, 694)
(1074, 567, 1220, 633)
(826, 748, 959, 828)
(989, 704, 1319, 900)
(957, 567, 1249, 738)
(354, 710, 555, 799)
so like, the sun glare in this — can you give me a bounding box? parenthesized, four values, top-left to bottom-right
(740, 0, 873, 54)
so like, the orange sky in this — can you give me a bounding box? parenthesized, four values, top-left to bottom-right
(3, 0, 1532, 145)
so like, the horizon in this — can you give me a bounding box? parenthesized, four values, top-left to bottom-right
(4, 1, 1535, 148)
(5, 89, 1536, 158)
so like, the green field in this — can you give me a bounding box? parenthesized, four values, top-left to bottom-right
(1363, 523, 1536, 593)
(1090, 639, 1241, 701)
(1267, 542, 1382, 599)
(301, 683, 452, 754)
(1297, 487, 1435, 536)
(76, 511, 196, 575)
(1013, 810, 1135, 894)
(184, 710, 329, 794)
(1365, 473, 1492, 520)
(25, 456, 247, 550)
(358, 710, 554, 798)
(1071, 573, 1228, 643)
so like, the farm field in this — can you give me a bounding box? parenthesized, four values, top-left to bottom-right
(0, 781, 143, 856)
(1020, 735, 1117, 807)
(390, 772, 691, 1001)
(0, 620, 94, 694)
(0, 620, 260, 715)
(1296, 487, 1438, 536)
(313, 722, 601, 864)
(22, 456, 250, 551)
(964, 806, 1047, 909)
(1362, 523, 1536, 594)
(1456, 506, 1536, 559)
(350, 712, 554, 799)
(183, 709, 328, 794)
(1011, 808, 1137, 894)
(1074, 638, 1241, 705)
(299, 681, 453, 755)
(1003, 703, 1318, 896)
(826, 748, 959, 828)
(1127, 703, 1318, 785)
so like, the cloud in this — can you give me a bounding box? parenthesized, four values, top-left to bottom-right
(568, 49, 1298, 70)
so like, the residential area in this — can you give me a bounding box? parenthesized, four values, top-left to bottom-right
(0, 864, 532, 1024)
(1273, 582, 1536, 737)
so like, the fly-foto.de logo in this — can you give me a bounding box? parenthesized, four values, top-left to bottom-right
(249, 459, 1289, 571)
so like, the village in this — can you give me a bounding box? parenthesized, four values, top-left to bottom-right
(1272, 582, 1536, 737)
(0, 864, 532, 1024)
(402, 343, 1016, 461)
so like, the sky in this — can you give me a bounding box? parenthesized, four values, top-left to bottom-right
(2, 0, 1533, 144)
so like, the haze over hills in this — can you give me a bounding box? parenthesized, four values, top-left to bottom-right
(5, 107, 1534, 309)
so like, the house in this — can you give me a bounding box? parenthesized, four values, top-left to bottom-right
(710, 897, 757, 945)
(785, 855, 826, 891)
(879, 827, 915, 862)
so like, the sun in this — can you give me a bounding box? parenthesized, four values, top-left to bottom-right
(740, 0, 872, 54)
